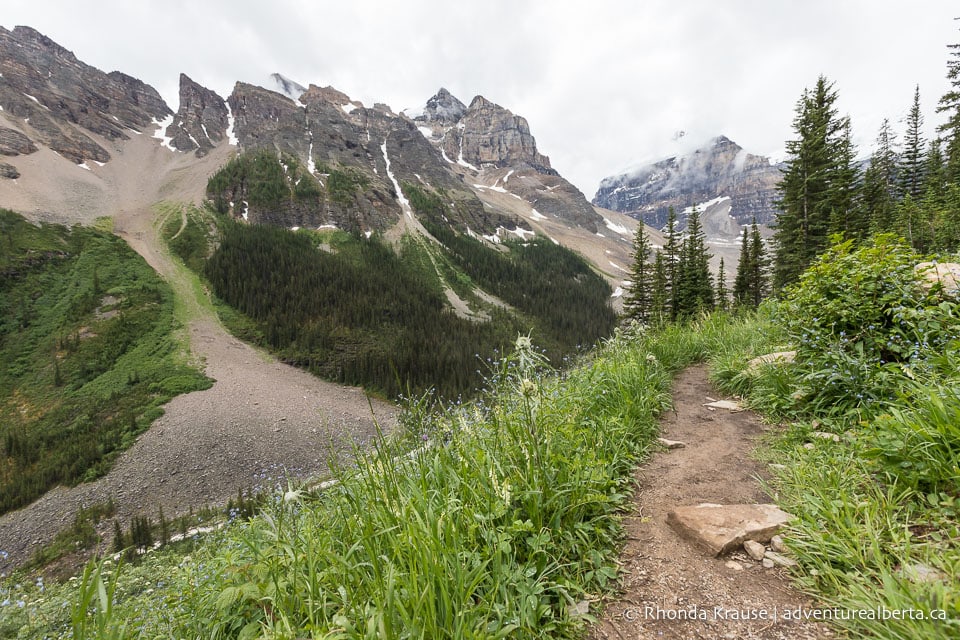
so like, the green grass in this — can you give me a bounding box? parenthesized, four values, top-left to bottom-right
(0, 319, 710, 639)
(0, 208, 211, 515)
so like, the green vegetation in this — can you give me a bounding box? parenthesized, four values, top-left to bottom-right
(711, 240, 959, 639)
(404, 182, 616, 346)
(622, 205, 720, 324)
(0, 209, 211, 515)
(0, 320, 716, 639)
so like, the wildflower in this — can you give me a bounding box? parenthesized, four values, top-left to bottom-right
(520, 378, 537, 397)
(515, 334, 532, 351)
(283, 488, 303, 504)
(646, 353, 657, 363)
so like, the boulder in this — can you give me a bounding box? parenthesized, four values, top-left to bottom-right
(667, 503, 793, 557)
(743, 540, 767, 561)
(915, 262, 960, 298)
(746, 350, 796, 374)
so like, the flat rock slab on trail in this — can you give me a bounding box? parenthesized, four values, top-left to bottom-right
(590, 366, 831, 640)
(667, 503, 793, 557)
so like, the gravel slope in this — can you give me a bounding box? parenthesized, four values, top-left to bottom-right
(0, 134, 397, 573)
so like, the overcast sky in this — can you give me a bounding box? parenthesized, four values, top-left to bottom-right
(3, 1, 958, 195)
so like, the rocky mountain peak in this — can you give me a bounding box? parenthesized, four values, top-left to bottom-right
(0, 25, 171, 167)
(415, 87, 466, 124)
(163, 74, 229, 157)
(268, 73, 308, 102)
(456, 94, 553, 173)
(593, 135, 782, 230)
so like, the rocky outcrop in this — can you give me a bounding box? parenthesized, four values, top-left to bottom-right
(455, 95, 553, 173)
(0, 25, 172, 164)
(416, 87, 466, 124)
(0, 127, 37, 155)
(0, 162, 19, 179)
(593, 136, 782, 229)
(165, 74, 229, 157)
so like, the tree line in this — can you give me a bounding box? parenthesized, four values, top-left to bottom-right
(624, 28, 960, 319)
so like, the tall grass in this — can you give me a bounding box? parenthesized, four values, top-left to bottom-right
(4, 321, 708, 639)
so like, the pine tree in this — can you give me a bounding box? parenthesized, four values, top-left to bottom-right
(623, 223, 653, 322)
(773, 76, 856, 290)
(861, 119, 900, 234)
(732, 228, 751, 306)
(662, 208, 681, 320)
(715, 258, 729, 311)
(937, 34, 960, 182)
(901, 85, 927, 200)
(674, 206, 713, 317)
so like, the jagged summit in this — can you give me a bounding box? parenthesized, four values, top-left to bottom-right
(162, 73, 230, 157)
(0, 24, 171, 165)
(268, 73, 307, 102)
(413, 87, 467, 124)
(593, 135, 782, 229)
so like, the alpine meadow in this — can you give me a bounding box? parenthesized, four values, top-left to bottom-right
(0, 12, 959, 640)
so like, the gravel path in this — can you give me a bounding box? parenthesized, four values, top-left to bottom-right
(0, 137, 397, 573)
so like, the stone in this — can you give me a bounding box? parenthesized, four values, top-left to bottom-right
(743, 540, 767, 561)
(167, 73, 230, 157)
(0, 127, 38, 156)
(570, 600, 591, 616)
(812, 431, 841, 442)
(764, 551, 797, 568)
(724, 560, 744, 571)
(770, 534, 786, 553)
(803, 443, 815, 450)
(762, 558, 775, 569)
(0, 162, 19, 179)
(900, 562, 946, 583)
(746, 351, 797, 373)
(657, 437, 686, 450)
(915, 262, 960, 298)
(666, 503, 793, 557)
(703, 399, 742, 411)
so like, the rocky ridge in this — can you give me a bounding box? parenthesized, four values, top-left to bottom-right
(0, 25, 171, 166)
(593, 136, 782, 231)
(164, 73, 230, 157)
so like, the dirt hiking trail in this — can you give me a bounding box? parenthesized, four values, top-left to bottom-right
(590, 366, 831, 640)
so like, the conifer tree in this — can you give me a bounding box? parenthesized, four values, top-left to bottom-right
(937, 34, 960, 181)
(747, 220, 769, 306)
(674, 206, 713, 317)
(662, 208, 681, 320)
(715, 258, 729, 311)
(861, 119, 900, 234)
(650, 251, 669, 325)
(624, 223, 653, 322)
(901, 85, 927, 200)
(732, 228, 751, 306)
(112, 519, 125, 554)
(773, 76, 856, 290)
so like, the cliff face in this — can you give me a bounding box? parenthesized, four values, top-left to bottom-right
(0, 25, 171, 166)
(165, 74, 230, 157)
(593, 136, 782, 230)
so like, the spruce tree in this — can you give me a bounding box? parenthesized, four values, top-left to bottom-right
(650, 251, 669, 325)
(112, 519, 125, 554)
(715, 258, 729, 311)
(732, 228, 751, 306)
(747, 220, 769, 307)
(624, 223, 653, 322)
(937, 34, 960, 182)
(662, 208, 681, 320)
(901, 85, 927, 200)
(861, 119, 900, 234)
(773, 76, 855, 290)
(675, 206, 713, 317)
